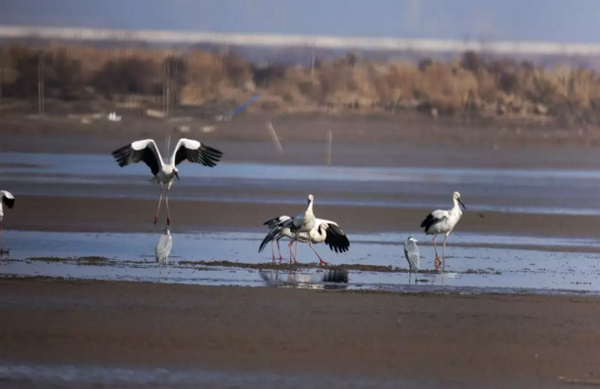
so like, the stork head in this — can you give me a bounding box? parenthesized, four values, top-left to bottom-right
(453, 191, 466, 210)
(307, 194, 314, 205)
(407, 236, 418, 243)
(173, 167, 180, 182)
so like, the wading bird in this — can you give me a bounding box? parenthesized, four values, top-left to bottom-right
(420, 191, 466, 268)
(111, 137, 223, 226)
(259, 194, 316, 262)
(155, 226, 173, 266)
(0, 190, 15, 255)
(263, 215, 291, 262)
(404, 236, 420, 282)
(261, 216, 350, 265)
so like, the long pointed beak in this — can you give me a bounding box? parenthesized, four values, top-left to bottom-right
(174, 172, 180, 182)
(458, 198, 466, 210)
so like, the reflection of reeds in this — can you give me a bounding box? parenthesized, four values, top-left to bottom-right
(4, 44, 600, 124)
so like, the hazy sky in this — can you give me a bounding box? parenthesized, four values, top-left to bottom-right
(1, 0, 599, 43)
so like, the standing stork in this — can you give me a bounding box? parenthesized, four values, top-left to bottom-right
(259, 194, 316, 262)
(111, 138, 223, 225)
(0, 190, 15, 255)
(420, 191, 466, 268)
(260, 217, 350, 265)
(263, 215, 291, 262)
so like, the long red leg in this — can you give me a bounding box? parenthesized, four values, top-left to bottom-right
(154, 188, 163, 225)
(276, 238, 284, 263)
(432, 235, 442, 270)
(309, 241, 327, 266)
(294, 236, 299, 263)
(288, 241, 297, 264)
(165, 188, 171, 226)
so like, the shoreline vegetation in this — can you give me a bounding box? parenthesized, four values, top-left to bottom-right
(1, 43, 600, 128)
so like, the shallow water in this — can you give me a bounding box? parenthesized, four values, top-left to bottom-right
(3, 152, 600, 215)
(0, 363, 435, 389)
(2, 152, 600, 295)
(1, 230, 599, 295)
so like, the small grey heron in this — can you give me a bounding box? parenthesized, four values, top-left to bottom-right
(420, 191, 466, 267)
(404, 236, 420, 284)
(111, 137, 223, 226)
(261, 216, 350, 265)
(155, 226, 173, 266)
(0, 190, 15, 255)
(403, 236, 420, 273)
(259, 194, 317, 262)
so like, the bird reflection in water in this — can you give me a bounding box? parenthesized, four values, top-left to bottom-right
(259, 269, 349, 290)
(155, 226, 173, 267)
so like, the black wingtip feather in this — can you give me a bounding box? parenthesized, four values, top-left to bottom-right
(111, 144, 132, 167)
(2, 196, 15, 209)
(420, 213, 437, 233)
(325, 224, 350, 254)
(258, 219, 293, 253)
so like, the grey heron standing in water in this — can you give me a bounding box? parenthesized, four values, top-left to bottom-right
(0, 190, 15, 255)
(111, 137, 223, 226)
(403, 236, 420, 283)
(155, 226, 173, 266)
(420, 191, 466, 268)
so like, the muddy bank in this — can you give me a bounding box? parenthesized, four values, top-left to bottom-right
(3, 113, 600, 169)
(7, 195, 600, 240)
(1, 278, 599, 388)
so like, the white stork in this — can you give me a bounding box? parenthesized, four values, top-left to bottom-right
(263, 215, 291, 262)
(0, 190, 15, 255)
(420, 191, 466, 267)
(258, 194, 316, 262)
(260, 214, 349, 266)
(111, 138, 223, 225)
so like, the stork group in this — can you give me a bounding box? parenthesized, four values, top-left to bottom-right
(109, 134, 467, 270)
(1, 129, 467, 274)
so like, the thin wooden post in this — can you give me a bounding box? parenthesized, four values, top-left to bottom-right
(326, 130, 332, 165)
(164, 56, 170, 117)
(0, 48, 4, 107)
(38, 51, 45, 115)
(266, 121, 284, 155)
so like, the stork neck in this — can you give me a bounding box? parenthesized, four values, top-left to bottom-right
(452, 198, 462, 214)
(306, 200, 314, 216)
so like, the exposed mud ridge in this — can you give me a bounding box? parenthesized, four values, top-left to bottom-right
(177, 260, 444, 274)
(27, 256, 110, 265)
(16, 257, 505, 276)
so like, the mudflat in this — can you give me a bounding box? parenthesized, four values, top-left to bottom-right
(6, 195, 600, 244)
(1, 278, 599, 388)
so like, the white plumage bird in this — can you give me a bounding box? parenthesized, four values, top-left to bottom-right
(111, 137, 223, 226)
(263, 215, 291, 262)
(0, 190, 15, 255)
(155, 226, 173, 266)
(261, 216, 350, 265)
(403, 236, 420, 273)
(420, 191, 466, 267)
(259, 194, 317, 262)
